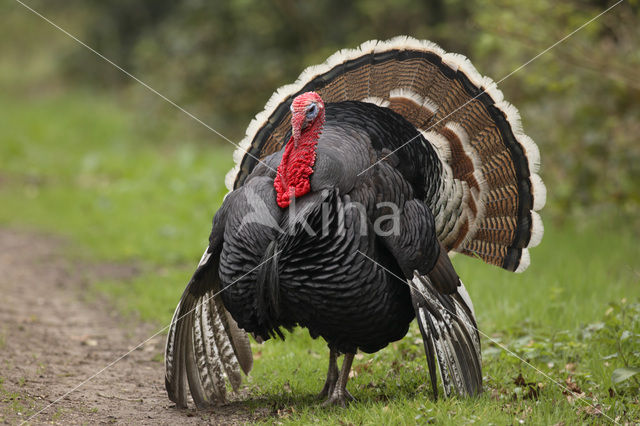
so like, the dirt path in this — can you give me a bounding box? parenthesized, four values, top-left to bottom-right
(0, 229, 260, 425)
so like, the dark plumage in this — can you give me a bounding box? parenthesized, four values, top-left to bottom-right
(220, 102, 438, 353)
(165, 37, 545, 409)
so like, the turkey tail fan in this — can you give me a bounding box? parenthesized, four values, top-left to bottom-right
(165, 249, 253, 409)
(410, 273, 482, 398)
(227, 36, 545, 273)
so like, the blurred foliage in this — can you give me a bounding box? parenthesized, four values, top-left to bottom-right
(3, 0, 640, 224)
(472, 0, 640, 224)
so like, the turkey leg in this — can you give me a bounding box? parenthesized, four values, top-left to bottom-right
(317, 349, 339, 399)
(322, 352, 355, 407)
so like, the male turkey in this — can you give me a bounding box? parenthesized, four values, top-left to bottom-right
(165, 36, 545, 408)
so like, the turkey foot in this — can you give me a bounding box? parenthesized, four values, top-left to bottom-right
(317, 349, 339, 399)
(322, 352, 355, 407)
(322, 388, 355, 407)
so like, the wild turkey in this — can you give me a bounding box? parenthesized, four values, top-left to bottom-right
(165, 36, 545, 408)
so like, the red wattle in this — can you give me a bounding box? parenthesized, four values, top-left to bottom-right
(275, 92, 324, 208)
(274, 131, 319, 208)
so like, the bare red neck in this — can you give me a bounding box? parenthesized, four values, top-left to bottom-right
(274, 115, 324, 208)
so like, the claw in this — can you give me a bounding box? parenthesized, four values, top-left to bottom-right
(317, 380, 336, 400)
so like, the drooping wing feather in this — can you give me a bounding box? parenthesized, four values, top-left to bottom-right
(410, 273, 482, 398)
(372, 189, 481, 397)
(165, 209, 253, 408)
(228, 36, 545, 273)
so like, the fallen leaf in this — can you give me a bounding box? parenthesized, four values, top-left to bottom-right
(564, 377, 582, 394)
(513, 373, 542, 400)
(514, 373, 526, 387)
(611, 367, 640, 384)
(578, 403, 603, 417)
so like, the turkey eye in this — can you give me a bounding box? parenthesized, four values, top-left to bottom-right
(306, 103, 318, 120)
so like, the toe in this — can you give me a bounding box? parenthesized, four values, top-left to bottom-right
(344, 389, 355, 401)
(321, 390, 354, 407)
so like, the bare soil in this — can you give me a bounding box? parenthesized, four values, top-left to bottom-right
(0, 229, 263, 425)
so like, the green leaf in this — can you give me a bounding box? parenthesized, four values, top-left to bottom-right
(611, 367, 640, 384)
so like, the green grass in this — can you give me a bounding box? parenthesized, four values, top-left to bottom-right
(1, 89, 638, 424)
(0, 92, 234, 264)
(0, 376, 39, 422)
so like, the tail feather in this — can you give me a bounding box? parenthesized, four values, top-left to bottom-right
(474, 216, 518, 246)
(481, 151, 518, 188)
(227, 36, 545, 273)
(411, 273, 482, 398)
